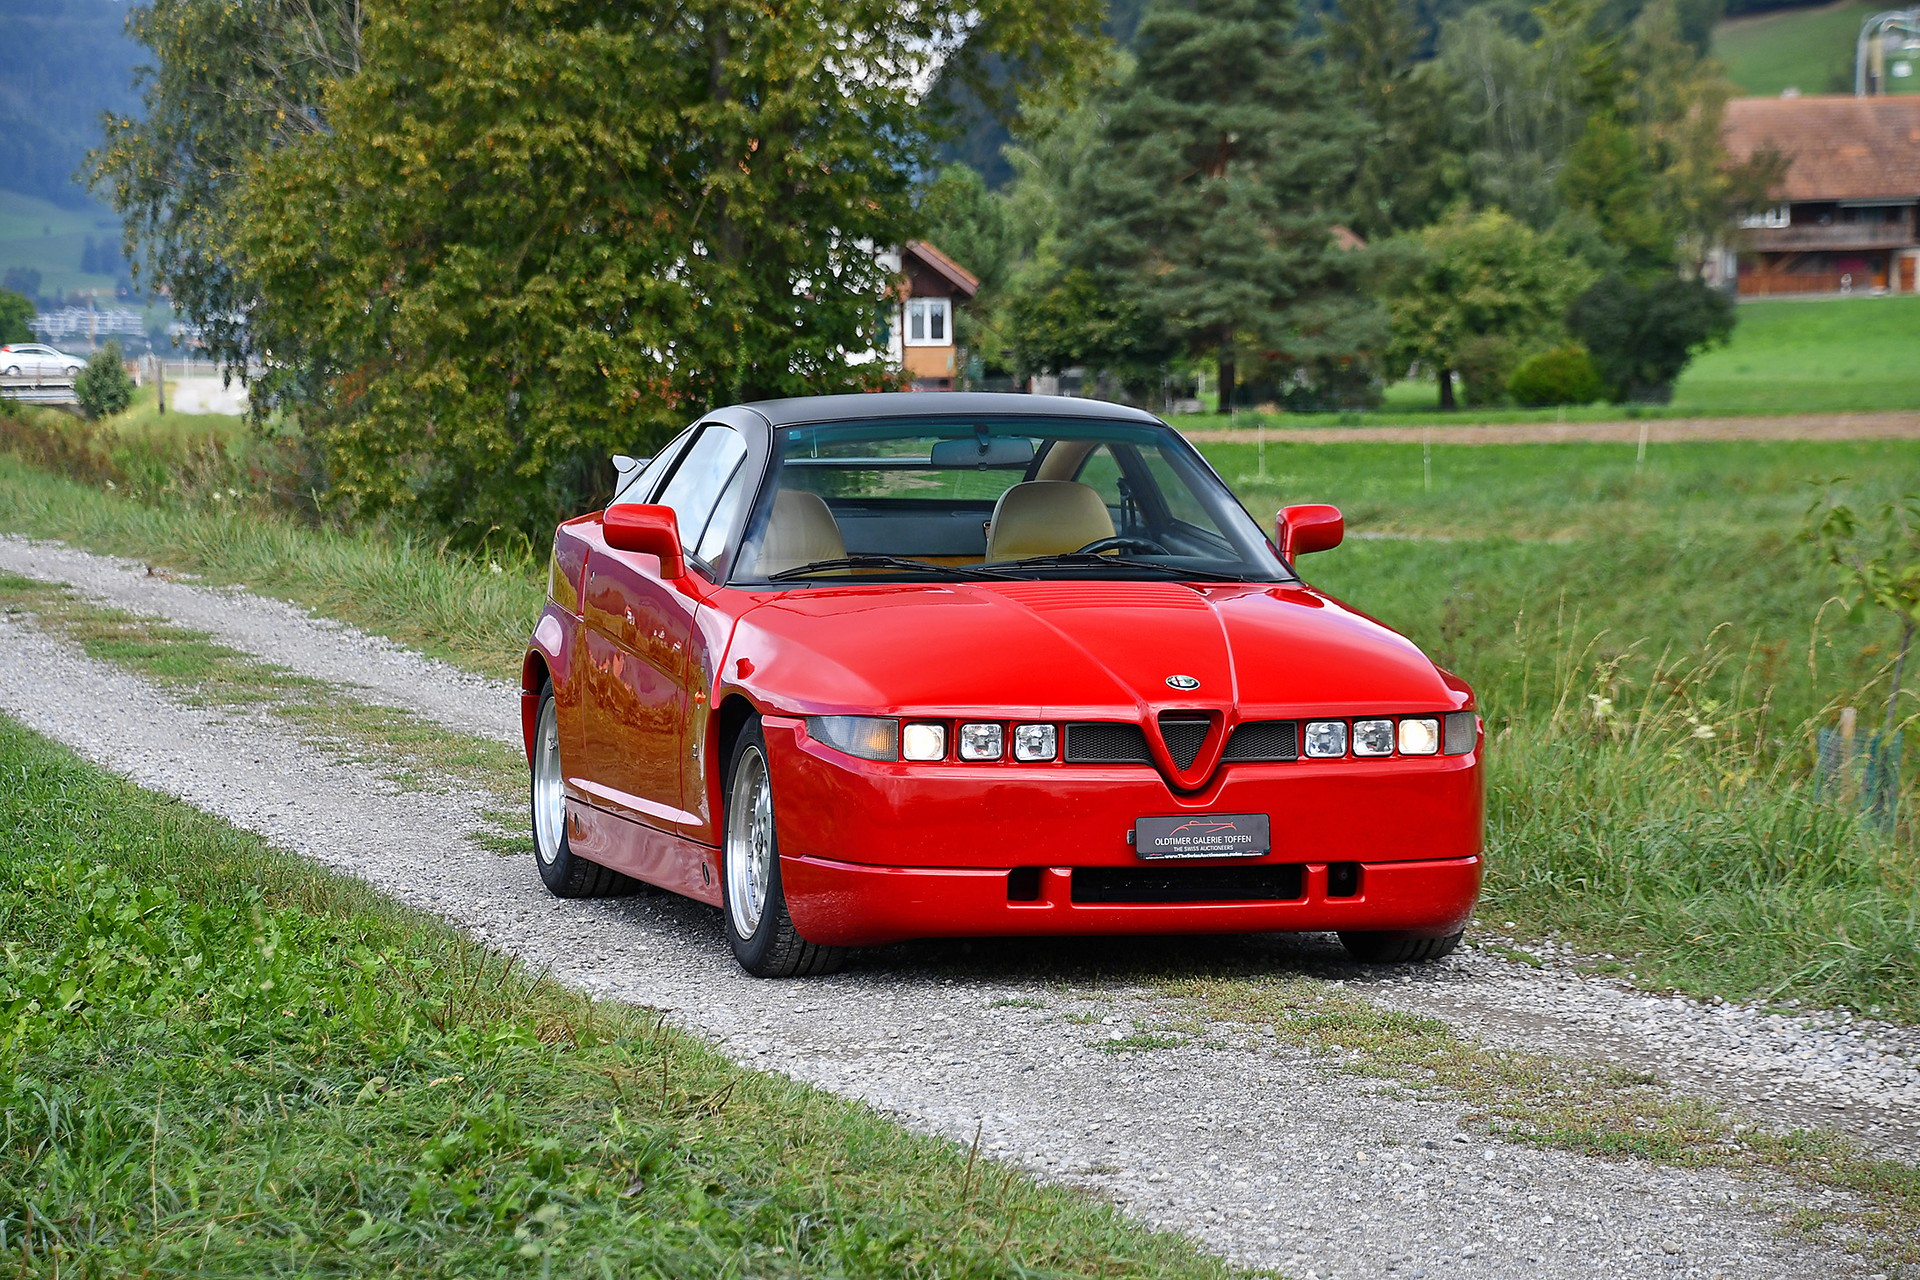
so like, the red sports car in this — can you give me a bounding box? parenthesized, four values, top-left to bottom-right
(523, 393, 1482, 976)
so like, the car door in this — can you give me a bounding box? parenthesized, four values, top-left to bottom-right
(579, 424, 750, 833)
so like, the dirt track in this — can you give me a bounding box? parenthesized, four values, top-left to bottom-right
(1183, 409, 1920, 446)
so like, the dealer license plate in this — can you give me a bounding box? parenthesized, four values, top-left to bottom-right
(1133, 813, 1270, 860)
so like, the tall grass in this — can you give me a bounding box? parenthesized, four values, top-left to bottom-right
(1485, 630, 1918, 1017)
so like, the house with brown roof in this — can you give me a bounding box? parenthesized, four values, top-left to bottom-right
(880, 240, 980, 390)
(1721, 94, 1920, 296)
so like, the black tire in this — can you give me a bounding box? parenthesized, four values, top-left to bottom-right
(529, 681, 639, 898)
(2, 366, 18, 377)
(64, 365, 80, 378)
(722, 720, 846, 977)
(1338, 929, 1464, 964)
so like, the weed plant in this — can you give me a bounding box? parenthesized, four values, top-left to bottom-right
(0, 717, 1230, 1277)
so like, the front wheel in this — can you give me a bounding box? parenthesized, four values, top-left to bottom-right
(1338, 929, 1463, 964)
(64, 365, 81, 378)
(2, 366, 18, 377)
(724, 721, 846, 977)
(529, 681, 637, 898)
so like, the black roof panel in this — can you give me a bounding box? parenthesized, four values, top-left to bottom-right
(734, 392, 1164, 429)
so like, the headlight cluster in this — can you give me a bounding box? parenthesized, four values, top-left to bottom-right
(808, 716, 1057, 763)
(1305, 711, 1475, 759)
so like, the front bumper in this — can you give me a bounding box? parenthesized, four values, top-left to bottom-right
(761, 715, 1484, 948)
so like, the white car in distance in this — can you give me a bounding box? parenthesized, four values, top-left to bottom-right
(0, 343, 86, 379)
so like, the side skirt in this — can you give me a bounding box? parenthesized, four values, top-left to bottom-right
(565, 797, 721, 907)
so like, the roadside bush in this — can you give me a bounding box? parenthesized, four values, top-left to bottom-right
(1508, 344, 1605, 406)
(73, 341, 134, 420)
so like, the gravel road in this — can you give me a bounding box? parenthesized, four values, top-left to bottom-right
(1, 533, 1914, 1279)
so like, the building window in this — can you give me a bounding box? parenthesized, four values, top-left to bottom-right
(1739, 205, 1790, 229)
(904, 297, 950, 346)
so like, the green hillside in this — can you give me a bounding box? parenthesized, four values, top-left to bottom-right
(1712, 0, 1914, 97)
(0, 189, 127, 300)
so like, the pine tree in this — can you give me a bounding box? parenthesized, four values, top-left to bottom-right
(1068, 0, 1378, 412)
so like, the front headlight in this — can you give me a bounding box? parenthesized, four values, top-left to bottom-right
(807, 715, 898, 762)
(958, 722, 1003, 761)
(1304, 720, 1348, 758)
(1397, 717, 1440, 756)
(901, 722, 948, 761)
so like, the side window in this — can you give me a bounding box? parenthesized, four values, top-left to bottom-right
(613, 427, 694, 505)
(656, 427, 749, 568)
(695, 458, 752, 565)
(1074, 445, 1126, 508)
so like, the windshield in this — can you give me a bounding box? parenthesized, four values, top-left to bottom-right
(731, 416, 1287, 585)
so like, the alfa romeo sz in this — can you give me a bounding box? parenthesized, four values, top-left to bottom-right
(522, 393, 1482, 976)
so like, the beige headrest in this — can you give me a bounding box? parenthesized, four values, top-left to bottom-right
(757, 489, 846, 576)
(986, 481, 1116, 561)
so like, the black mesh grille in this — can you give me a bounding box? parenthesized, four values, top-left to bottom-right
(1222, 720, 1300, 763)
(1157, 715, 1211, 771)
(1072, 864, 1304, 904)
(1063, 722, 1152, 764)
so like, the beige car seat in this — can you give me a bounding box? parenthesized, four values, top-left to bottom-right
(986, 480, 1116, 561)
(756, 489, 847, 575)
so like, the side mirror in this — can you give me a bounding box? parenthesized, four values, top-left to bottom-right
(603, 504, 685, 579)
(1277, 504, 1343, 559)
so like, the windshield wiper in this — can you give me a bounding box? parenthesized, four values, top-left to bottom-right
(990, 553, 1249, 582)
(764, 555, 1012, 582)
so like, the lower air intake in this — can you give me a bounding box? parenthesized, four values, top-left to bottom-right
(1071, 864, 1304, 904)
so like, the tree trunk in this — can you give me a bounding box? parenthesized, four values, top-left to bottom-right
(1216, 339, 1236, 416)
(1437, 367, 1456, 411)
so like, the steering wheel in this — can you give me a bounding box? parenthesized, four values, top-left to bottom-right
(1075, 534, 1170, 556)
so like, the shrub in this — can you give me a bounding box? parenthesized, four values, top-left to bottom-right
(1508, 344, 1605, 407)
(73, 341, 134, 420)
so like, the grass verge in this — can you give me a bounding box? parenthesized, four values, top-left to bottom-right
(0, 712, 1249, 1278)
(0, 450, 539, 682)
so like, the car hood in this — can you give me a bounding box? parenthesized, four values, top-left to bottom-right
(726, 579, 1464, 723)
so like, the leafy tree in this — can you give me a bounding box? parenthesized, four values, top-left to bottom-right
(90, 0, 364, 374)
(1377, 207, 1587, 409)
(920, 165, 1016, 292)
(1565, 273, 1732, 402)
(1433, 2, 1598, 230)
(1613, 0, 1784, 278)
(1556, 114, 1671, 277)
(74, 341, 134, 420)
(1005, 259, 1170, 384)
(0, 289, 33, 345)
(1067, 0, 1377, 413)
(234, 0, 1100, 538)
